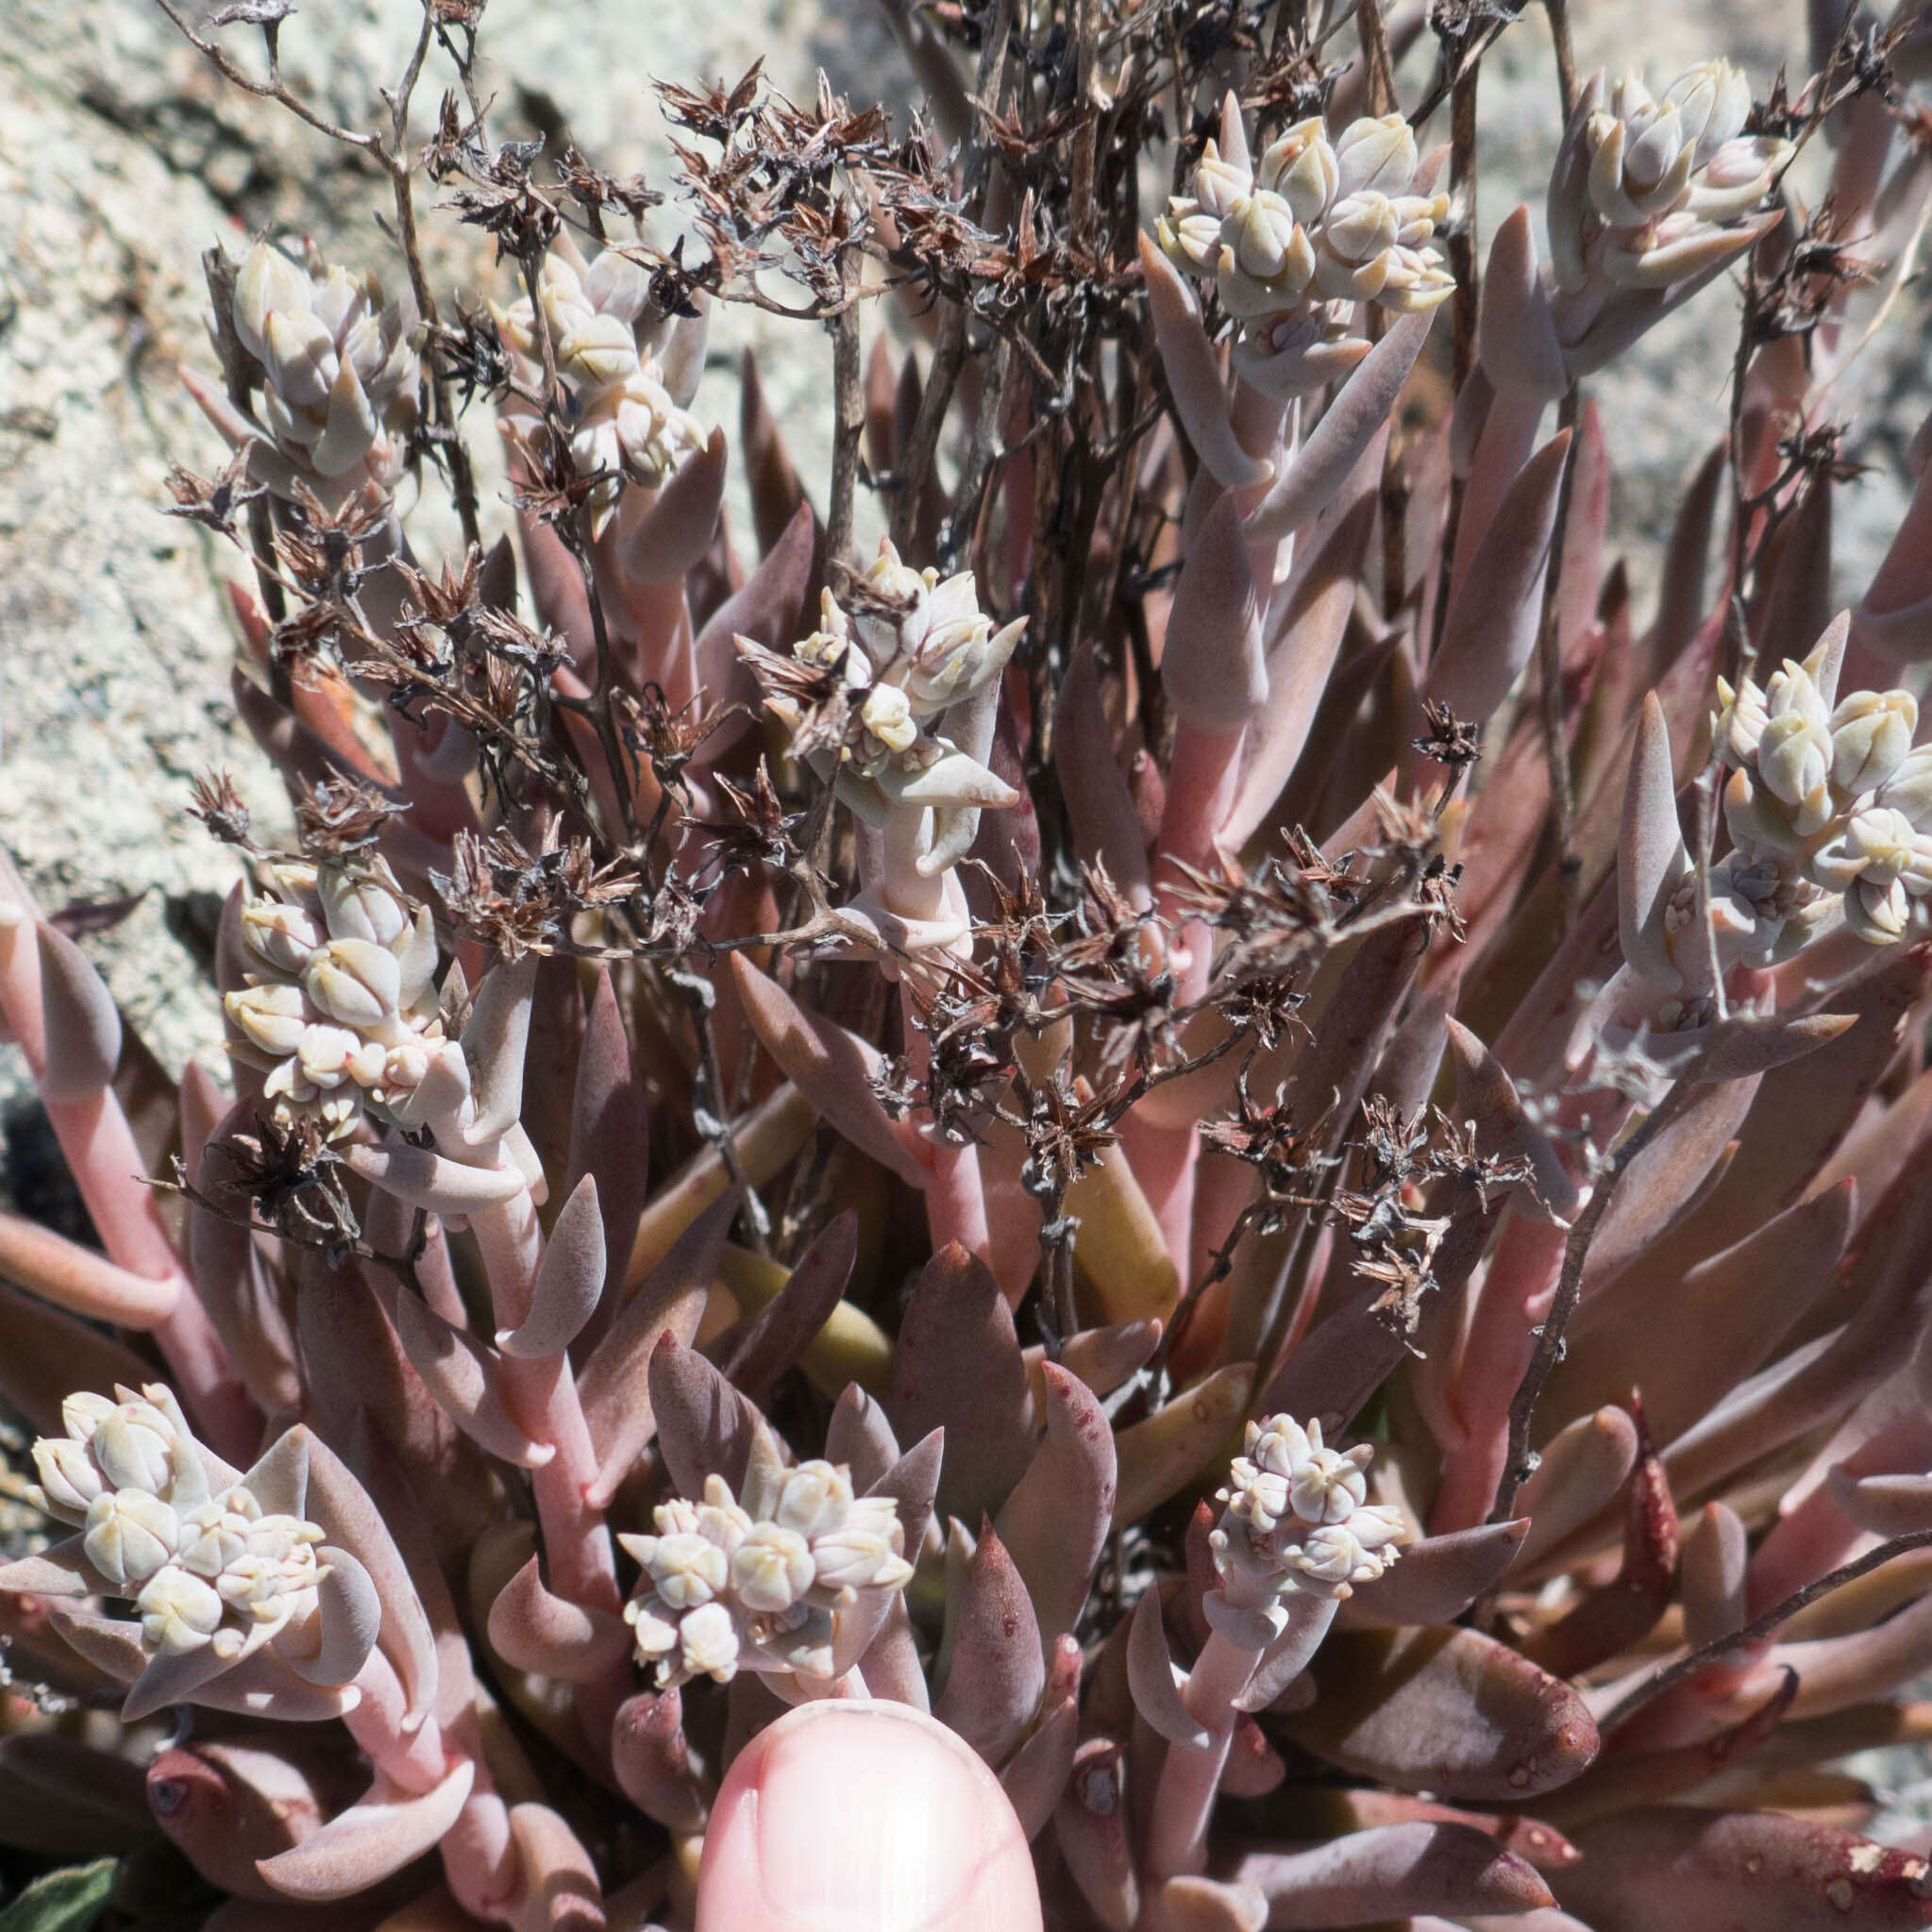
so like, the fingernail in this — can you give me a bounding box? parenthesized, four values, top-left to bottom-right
(696, 1699, 1042, 1932)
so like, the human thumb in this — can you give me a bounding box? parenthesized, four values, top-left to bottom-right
(694, 1698, 1044, 1932)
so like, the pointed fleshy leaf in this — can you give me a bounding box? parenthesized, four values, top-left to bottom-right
(1233, 1823, 1555, 1928)
(255, 1761, 475, 1902)
(565, 967, 648, 1316)
(392, 1288, 554, 1469)
(1249, 311, 1436, 541)
(1680, 1501, 1750, 1651)
(1054, 1319, 1162, 1399)
(693, 497, 815, 714)
(344, 1143, 525, 1216)
(0, 1207, 176, 1326)
(612, 1688, 707, 1832)
(1447, 1020, 1582, 1222)
(36, 921, 121, 1101)
(994, 1363, 1118, 1655)
(1283, 1625, 1600, 1800)
(615, 425, 727, 583)
(286, 1545, 381, 1689)
(723, 1209, 858, 1401)
(1053, 643, 1152, 903)
(1479, 207, 1567, 401)
(1828, 1469, 1932, 1537)
(1138, 235, 1272, 490)
(1344, 1520, 1529, 1628)
(461, 953, 538, 1148)
(1426, 429, 1572, 724)
(1162, 492, 1268, 733)
(648, 1333, 764, 1500)
(1126, 1588, 1210, 1749)
(998, 1635, 1081, 1836)
(1155, 1876, 1268, 1932)
(1513, 1405, 1641, 1574)
(1555, 1806, 1932, 1931)
(934, 1518, 1047, 1766)
(1615, 693, 1690, 987)
(731, 956, 931, 1188)
(487, 1553, 630, 1683)
(1111, 1363, 1252, 1528)
(0, 1281, 152, 1436)
(890, 1243, 1034, 1525)
(825, 1383, 901, 1492)
(1055, 1738, 1139, 1932)
(497, 1175, 604, 1359)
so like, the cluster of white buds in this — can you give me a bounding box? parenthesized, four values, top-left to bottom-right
(28, 1387, 328, 1661)
(223, 860, 443, 1139)
(619, 1437, 913, 1690)
(1158, 110, 1453, 341)
(216, 241, 421, 509)
(1206, 1416, 1405, 1641)
(1551, 61, 1788, 298)
(494, 234, 708, 538)
(1716, 653, 1932, 949)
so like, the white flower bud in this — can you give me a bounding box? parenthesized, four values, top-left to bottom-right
(61, 1391, 117, 1445)
(296, 1023, 363, 1089)
(647, 1531, 730, 1610)
(1255, 118, 1338, 222)
(177, 1490, 262, 1579)
(1334, 114, 1417, 198)
(860, 683, 919, 756)
(1712, 675, 1768, 765)
(91, 1403, 178, 1494)
(304, 938, 403, 1029)
(1375, 245, 1457, 314)
(1686, 135, 1787, 220)
(225, 983, 311, 1060)
(1664, 59, 1754, 165)
(137, 1564, 225, 1655)
(811, 1521, 915, 1595)
(1756, 709, 1833, 815)
(1830, 690, 1918, 796)
(242, 900, 324, 975)
(1848, 874, 1913, 946)
(319, 868, 410, 947)
(678, 1601, 741, 1682)
(731, 1523, 815, 1613)
(1880, 747, 1932, 831)
(233, 242, 315, 364)
(1190, 141, 1252, 219)
(770, 1461, 850, 1540)
(84, 1488, 181, 1588)
(31, 1436, 105, 1518)
(1288, 1444, 1373, 1526)
(1224, 191, 1303, 281)
(558, 311, 640, 387)
(1158, 207, 1222, 275)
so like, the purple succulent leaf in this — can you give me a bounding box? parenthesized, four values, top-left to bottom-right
(731, 955, 932, 1188)
(739, 348, 813, 554)
(1282, 1626, 1600, 1801)
(998, 1635, 1082, 1838)
(1446, 1019, 1583, 1223)
(1053, 1319, 1163, 1398)
(1162, 491, 1268, 734)
(1137, 235, 1273, 492)
(122, 1623, 288, 1724)
(1762, 1584, 1932, 1720)
(1756, 475, 1838, 679)
(648, 1332, 765, 1500)
(825, 1381, 902, 1491)
(1478, 207, 1568, 402)
(0, 1281, 154, 1436)
(0, 1733, 155, 1857)
(1054, 1737, 1140, 1932)
(1855, 451, 1932, 664)
(857, 1594, 931, 1711)
(191, 1108, 303, 1407)
(1229, 1822, 1555, 1928)
(1615, 692, 1691, 988)
(612, 1688, 708, 1833)
(889, 1242, 1034, 1525)
(723, 1208, 857, 1402)
(1053, 642, 1154, 903)
(693, 497, 816, 723)
(1679, 1500, 1751, 1651)
(1554, 1806, 1932, 1931)
(1127, 1588, 1212, 1749)
(1249, 311, 1436, 543)
(497, 1175, 604, 1359)
(487, 1553, 630, 1683)
(1557, 400, 1611, 664)
(1341, 1520, 1530, 1630)
(1219, 1715, 1285, 1798)
(1649, 442, 1728, 669)
(1556, 1179, 1856, 1450)
(994, 1362, 1118, 1655)
(391, 1287, 555, 1470)
(254, 1761, 476, 1903)
(1426, 428, 1572, 725)
(563, 967, 649, 1322)
(865, 1425, 944, 1557)
(933, 1518, 1046, 1765)
(0, 1536, 118, 1602)
(35, 918, 122, 1102)
(1111, 1362, 1253, 1529)
(613, 425, 727, 585)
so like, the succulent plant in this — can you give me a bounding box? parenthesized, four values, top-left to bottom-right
(9, 2, 1932, 1930)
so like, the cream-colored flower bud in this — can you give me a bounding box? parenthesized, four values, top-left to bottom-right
(1224, 190, 1305, 283)
(31, 1436, 104, 1518)
(1848, 874, 1912, 945)
(1316, 193, 1401, 300)
(770, 1461, 850, 1540)
(233, 242, 315, 364)
(1191, 140, 1252, 219)
(1376, 245, 1457, 313)
(91, 1403, 178, 1494)
(347, 1040, 389, 1087)
(84, 1487, 181, 1588)
(1335, 114, 1417, 198)
(1217, 230, 1318, 316)
(296, 1023, 362, 1090)
(382, 1042, 430, 1092)
(558, 311, 640, 387)
(1158, 206, 1222, 275)
(61, 1390, 117, 1445)
(1665, 58, 1754, 165)
(731, 1523, 815, 1613)
(137, 1564, 225, 1655)
(1880, 747, 1932, 831)
(319, 868, 410, 948)
(1256, 118, 1338, 223)
(242, 899, 324, 976)
(1756, 709, 1833, 814)
(861, 684, 919, 755)
(304, 938, 403, 1030)
(177, 1490, 261, 1580)
(262, 307, 340, 413)
(1712, 674, 1769, 765)
(678, 1601, 741, 1682)
(1390, 193, 1447, 248)
(647, 1530, 730, 1611)
(226, 983, 311, 1060)
(1830, 691, 1918, 796)
(811, 1523, 915, 1595)
(1686, 135, 1788, 220)
(627, 1599, 680, 1666)
(1288, 1443, 1373, 1526)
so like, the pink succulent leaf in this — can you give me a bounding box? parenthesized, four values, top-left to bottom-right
(1554, 1806, 1932, 1931)
(1053, 643, 1153, 903)
(1112, 1363, 1254, 1529)
(998, 1634, 1082, 1838)
(1126, 1588, 1212, 1749)
(993, 1363, 1119, 1656)
(1219, 1715, 1285, 1798)
(611, 1688, 708, 1832)
(865, 1426, 944, 1560)
(1825, 1466, 1932, 1538)
(824, 1382, 902, 1491)
(1054, 1737, 1140, 1932)
(391, 1288, 555, 1470)
(1161, 492, 1268, 734)
(35, 920, 123, 1102)
(1282, 1626, 1599, 1801)
(857, 1593, 930, 1710)
(254, 1761, 476, 1903)
(1052, 1319, 1163, 1398)
(1616, 693, 1691, 989)
(693, 497, 816, 722)
(564, 968, 649, 1319)
(1765, 1581, 1932, 1720)
(1426, 428, 1572, 725)
(460, 952, 538, 1148)
(1680, 1500, 1750, 1650)
(1446, 1019, 1584, 1224)
(46, 1604, 148, 1685)
(647, 1331, 764, 1500)
(1249, 311, 1436, 543)
(0, 1206, 176, 1328)
(497, 1174, 605, 1359)
(889, 1242, 1035, 1525)
(487, 1553, 631, 1683)
(723, 1207, 858, 1401)
(1854, 449, 1932, 664)
(1513, 1406, 1641, 1578)
(0, 1535, 120, 1601)
(730, 955, 932, 1188)
(613, 424, 727, 585)
(344, 1142, 526, 1217)
(933, 1518, 1046, 1766)
(1478, 208, 1568, 402)
(1137, 235, 1273, 492)
(1230, 1822, 1554, 1927)
(283, 1545, 381, 1690)
(1342, 1520, 1530, 1630)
